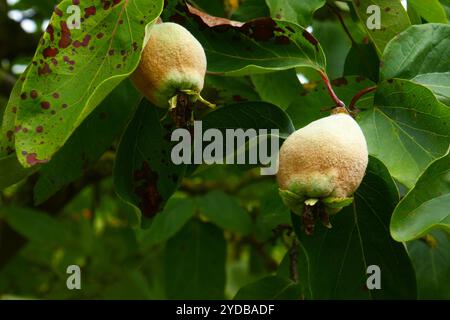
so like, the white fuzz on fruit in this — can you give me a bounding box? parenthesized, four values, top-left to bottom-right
(277, 113, 368, 202)
(131, 22, 207, 108)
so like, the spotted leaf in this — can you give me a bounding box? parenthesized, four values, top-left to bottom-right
(14, 0, 163, 167)
(113, 100, 186, 224)
(162, 1, 326, 75)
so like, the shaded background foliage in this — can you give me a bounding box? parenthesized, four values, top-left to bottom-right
(0, 0, 448, 300)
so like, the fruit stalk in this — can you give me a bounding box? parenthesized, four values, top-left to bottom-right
(318, 70, 346, 109)
(349, 86, 377, 111)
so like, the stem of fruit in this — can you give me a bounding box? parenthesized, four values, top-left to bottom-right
(180, 89, 216, 109)
(167, 93, 194, 128)
(349, 86, 376, 111)
(319, 69, 346, 109)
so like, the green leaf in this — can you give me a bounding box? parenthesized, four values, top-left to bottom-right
(203, 102, 295, 137)
(255, 184, 291, 241)
(113, 100, 186, 221)
(191, 0, 227, 17)
(139, 197, 197, 245)
(231, 0, 270, 21)
(165, 219, 226, 299)
(344, 42, 380, 82)
(0, 98, 7, 116)
(1, 70, 38, 190)
(202, 75, 260, 107)
(192, 101, 294, 174)
(0, 207, 71, 244)
(0, 154, 37, 190)
(162, 2, 326, 75)
(408, 0, 448, 23)
(265, 0, 325, 26)
(234, 275, 302, 300)
(14, 0, 163, 167)
(357, 79, 450, 188)
(197, 190, 252, 234)
(101, 270, 152, 299)
(251, 69, 301, 110)
(312, 20, 352, 79)
(33, 79, 141, 204)
(382, 24, 450, 80)
(277, 245, 312, 299)
(292, 157, 417, 299)
(351, 0, 411, 56)
(407, 2, 423, 25)
(1, 68, 30, 157)
(440, 0, 450, 22)
(287, 76, 376, 129)
(407, 230, 450, 299)
(381, 24, 450, 104)
(412, 73, 450, 105)
(390, 149, 450, 242)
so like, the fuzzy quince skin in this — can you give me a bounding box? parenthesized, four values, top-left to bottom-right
(131, 22, 207, 108)
(277, 113, 368, 214)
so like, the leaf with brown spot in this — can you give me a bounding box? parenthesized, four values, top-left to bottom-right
(13, 0, 163, 167)
(1, 69, 29, 158)
(202, 74, 260, 106)
(114, 100, 186, 223)
(33, 80, 141, 204)
(163, 1, 326, 75)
